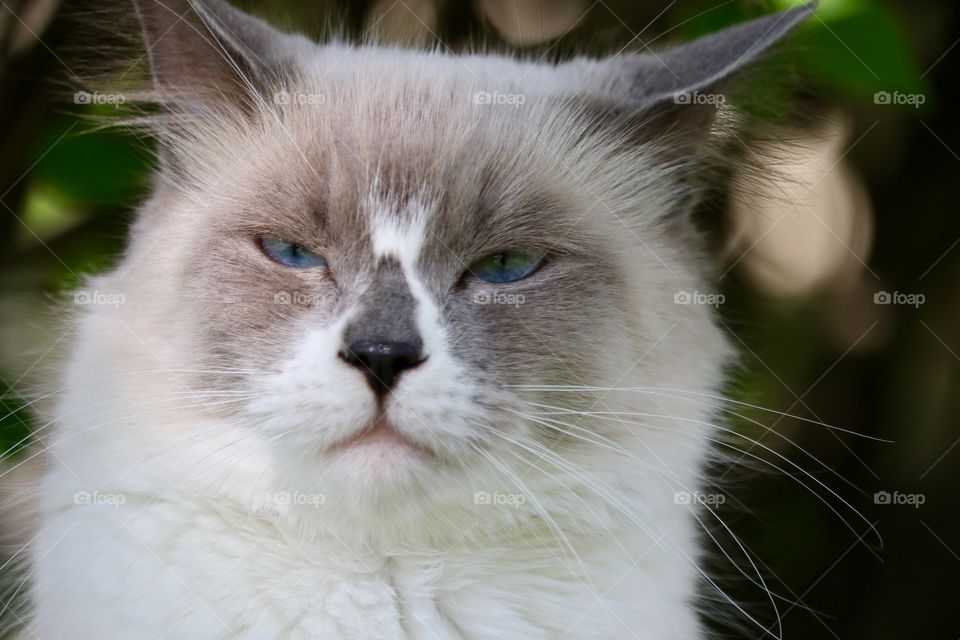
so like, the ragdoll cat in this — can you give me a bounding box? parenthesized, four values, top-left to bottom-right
(18, 1, 813, 638)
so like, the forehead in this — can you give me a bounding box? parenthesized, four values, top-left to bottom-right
(203, 60, 609, 263)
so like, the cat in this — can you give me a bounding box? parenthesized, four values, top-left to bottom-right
(14, 1, 813, 638)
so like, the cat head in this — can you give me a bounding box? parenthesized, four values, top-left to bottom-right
(75, 0, 812, 539)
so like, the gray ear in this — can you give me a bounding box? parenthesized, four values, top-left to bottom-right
(568, 4, 815, 132)
(625, 4, 814, 109)
(130, 0, 310, 107)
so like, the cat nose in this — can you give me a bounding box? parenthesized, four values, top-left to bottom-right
(338, 340, 425, 399)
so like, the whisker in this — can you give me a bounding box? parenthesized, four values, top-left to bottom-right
(506, 410, 788, 629)
(515, 400, 880, 546)
(488, 426, 783, 639)
(507, 385, 891, 442)
(1, 389, 265, 464)
(0, 366, 269, 429)
(470, 443, 598, 591)
(0, 395, 260, 483)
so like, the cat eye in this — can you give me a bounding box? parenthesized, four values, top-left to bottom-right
(468, 251, 544, 283)
(258, 235, 327, 268)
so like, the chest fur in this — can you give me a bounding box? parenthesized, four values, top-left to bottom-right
(28, 493, 699, 639)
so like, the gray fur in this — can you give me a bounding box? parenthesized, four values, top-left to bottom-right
(343, 258, 423, 350)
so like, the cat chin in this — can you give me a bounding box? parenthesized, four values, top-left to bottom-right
(263, 432, 445, 505)
(320, 434, 439, 487)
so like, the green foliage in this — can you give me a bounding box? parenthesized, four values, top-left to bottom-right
(29, 118, 151, 205)
(676, 0, 928, 105)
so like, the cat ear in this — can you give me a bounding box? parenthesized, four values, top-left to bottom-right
(130, 0, 309, 109)
(568, 3, 815, 139)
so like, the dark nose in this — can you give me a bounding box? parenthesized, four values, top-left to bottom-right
(338, 340, 425, 399)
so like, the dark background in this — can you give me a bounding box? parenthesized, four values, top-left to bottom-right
(1, 1, 957, 638)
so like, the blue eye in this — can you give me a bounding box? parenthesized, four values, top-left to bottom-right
(259, 236, 327, 268)
(469, 252, 544, 283)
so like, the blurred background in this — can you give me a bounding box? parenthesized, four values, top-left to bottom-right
(0, 0, 957, 637)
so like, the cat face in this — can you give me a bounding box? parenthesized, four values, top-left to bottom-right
(148, 63, 648, 492)
(79, 0, 811, 534)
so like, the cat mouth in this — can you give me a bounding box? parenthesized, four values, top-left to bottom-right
(328, 415, 434, 458)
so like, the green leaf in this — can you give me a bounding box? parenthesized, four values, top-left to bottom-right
(29, 118, 151, 205)
(794, 3, 928, 102)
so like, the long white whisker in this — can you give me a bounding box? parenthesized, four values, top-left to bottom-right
(489, 426, 783, 639)
(0, 366, 268, 427)
(507, 385, 890, 442)
(1, 389, 265, 464)
(0, 395, 259, 483)
(516, 400, 879, 545)
(509, 410, 787, 630)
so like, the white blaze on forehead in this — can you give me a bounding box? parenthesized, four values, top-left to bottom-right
(368, 195, 429, 267)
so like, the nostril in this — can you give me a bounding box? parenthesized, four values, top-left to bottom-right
(338, 340, 425, 398)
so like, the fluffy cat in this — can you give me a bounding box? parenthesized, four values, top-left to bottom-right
(15, 1, 813, 638)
